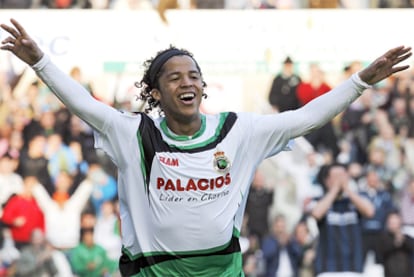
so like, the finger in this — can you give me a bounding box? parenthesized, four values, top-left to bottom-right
(391, 65, 410, 75)
(1, 36, 16, 45)
(389, 46, 411, 59)
(0, 44, 14, 52)
(10, 18, 29, 38)
(394, 52, 412, 65)
(386, 45, 406, 56)
(0, 23, 20, 39)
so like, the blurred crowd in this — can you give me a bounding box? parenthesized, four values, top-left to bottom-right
(1, 0, 414, 10)
(0, 65, 121, 276)
(240, 57, 414, 276)
(0, 18, 414, 276)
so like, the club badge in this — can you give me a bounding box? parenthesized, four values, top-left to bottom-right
(213, 150, 231, 173)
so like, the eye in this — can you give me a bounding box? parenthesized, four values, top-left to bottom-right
(190, 74, 200, 80)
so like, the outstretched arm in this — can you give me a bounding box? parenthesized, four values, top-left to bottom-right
(279, 45, 412, 139)
(0, 18, 115, 132)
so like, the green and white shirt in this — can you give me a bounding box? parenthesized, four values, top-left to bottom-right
(33, 54, 370, 276)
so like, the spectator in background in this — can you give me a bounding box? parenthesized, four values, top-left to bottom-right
(267, 56, 301, 113)
(308, 0, 337, 8)
(67, 139, 89, 191)
(67, 115, 96, 163)
(0, 0, 34, 8)
(340, 88, 377, 165)
(261, 214, 303, 277)
(377, 210, 414, 277)
(87, 160, 117, 215)
(376, 0, 412, 8)
(296, 63, 340, 159)
(245, 169, 273, 244)
(13, 228, 58, 277)
(1, 176, 45, 250)
(242, 233, 265, 277)
(80, 209, 97, 230)
(0, 120, 12, 158)
(387, 96, 411, 138)
(0, 228, 20, 276)
(54, 103, 73, 144)
(40, 0, 93, 8)
(69, 65, 94, 93)
(22, 109, 56, 146)
(7, 130, 24, 160)
(194, 0, 224, 8)
(31, 170, 93, 251)
(17, 134, 54, 196)
(0, 152, 23, 209)
(359, 168, 395, 264)
(21, 81, 43, 122)
(365, 146, 395, 191)
(292, 219, 315, 277)
(44, 133, 78, 184)
(93, 200, 121, 275)
(307, 163, 374, 276)
(368, 118, 403, 178)
(398, 178, 414, 238)
(69, 227, 112, 277)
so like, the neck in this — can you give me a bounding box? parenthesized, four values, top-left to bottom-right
(165, 114, 202, 137)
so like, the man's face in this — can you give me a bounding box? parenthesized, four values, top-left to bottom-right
(153, 55, 204, 123)
(325, 166, 348, 191)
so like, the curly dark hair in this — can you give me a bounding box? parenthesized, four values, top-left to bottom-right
(135, 45, 207, 114)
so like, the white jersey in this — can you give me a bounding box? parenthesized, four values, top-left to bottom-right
(32, 55, 370, 276)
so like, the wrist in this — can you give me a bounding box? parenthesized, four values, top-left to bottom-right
(352, 72, 372, 92)
(31, 53, 48, 71)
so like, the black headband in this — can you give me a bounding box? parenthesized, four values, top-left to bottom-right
(148, 48, 189, 86)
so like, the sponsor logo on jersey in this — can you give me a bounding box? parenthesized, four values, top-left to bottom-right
(157, 173, 231, 191)
(213, 150, 231, 173)
(159, 156, 179, 167)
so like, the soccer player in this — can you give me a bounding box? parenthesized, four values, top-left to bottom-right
(0, 18, 411, 276)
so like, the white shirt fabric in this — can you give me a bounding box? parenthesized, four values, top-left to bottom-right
(32, 54, 370, 263)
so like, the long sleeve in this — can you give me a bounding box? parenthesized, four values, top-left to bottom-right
(286, 73, 371, 139)
(244, 73, 372, 162)
(31, 55, 119, 133)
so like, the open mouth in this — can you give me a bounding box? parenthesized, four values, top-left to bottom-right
(179, 92, 196, 103)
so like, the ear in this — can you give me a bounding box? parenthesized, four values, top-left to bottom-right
(151, 89, 161, 101)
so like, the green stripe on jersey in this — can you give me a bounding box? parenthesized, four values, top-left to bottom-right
(138, 252, 244, 277)
(161, 114, 207, 141)
(162, 112, 230, 150)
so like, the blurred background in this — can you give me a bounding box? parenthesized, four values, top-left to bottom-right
(1, 1, 414, 276)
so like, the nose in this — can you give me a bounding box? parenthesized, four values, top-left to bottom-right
(180, 76, 193, 87)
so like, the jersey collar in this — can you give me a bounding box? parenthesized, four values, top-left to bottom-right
(160, 114, 206, 141)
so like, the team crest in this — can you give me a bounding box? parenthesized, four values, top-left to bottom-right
(213, 150, 231, 173)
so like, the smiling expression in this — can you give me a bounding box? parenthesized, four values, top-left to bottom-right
(152, 55, 204, 126)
